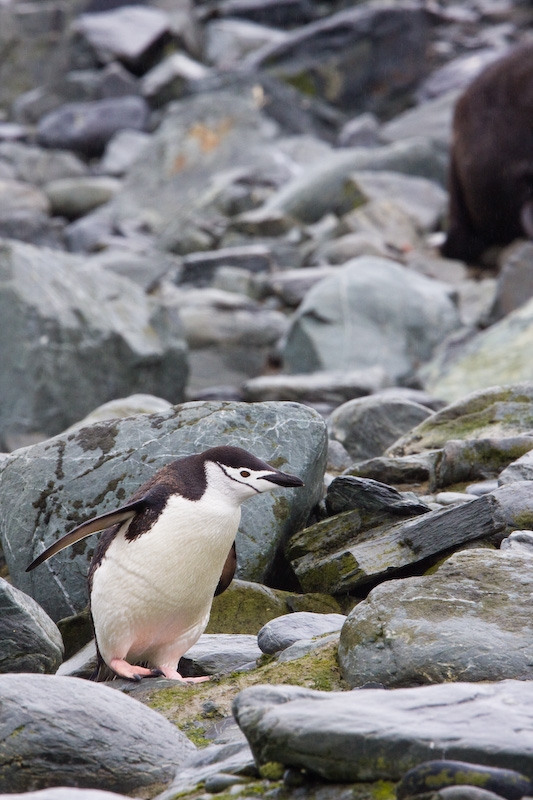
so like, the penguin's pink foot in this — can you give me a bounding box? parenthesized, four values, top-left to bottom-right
(157, 666, 211, 683)
(109, 658, 162, 682)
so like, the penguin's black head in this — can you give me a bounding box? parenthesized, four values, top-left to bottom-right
(202, 446, 304, 497)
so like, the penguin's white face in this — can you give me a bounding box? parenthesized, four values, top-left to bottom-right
(204, 451, 304, 506)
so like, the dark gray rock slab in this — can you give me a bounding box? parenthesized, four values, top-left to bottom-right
(1, 400, 326, 620)
(327, 395, 432, 461)
(281, 257, 459, 381)
(141, 53, 210, 107)
(37, 96, 149, 157)
(232, 680, 533, 782)
(0, 578, 63, 674)
(338, 546, 533, 688)
(324, 476, 431, 517)
(491, 482, 533, 531)
(245, 4, 428, 116)
(257, 611, 345, 654)
(287, 493, 506, 594)
(0, 238, 188, 445)
(0, 673, 195, 794)
(179, 634, 262, 677)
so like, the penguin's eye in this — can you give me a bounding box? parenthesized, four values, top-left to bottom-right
(240, 470, 251, 478)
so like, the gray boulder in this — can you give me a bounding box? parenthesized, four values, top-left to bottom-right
(0, 579, 63, 674)
(423, 299, 533, 403)
(389, 383, 533, 457)
(109, 88, 281, 250)
(179, 634, 262, 677)
(37, 96, 149, 157)
(1, 400, 326, 621)
(0, 673, 195, 794)
(338, 546, 533, 688)
(281, 257, 460, 382)
(0, 239, 188, 446)
(327, 394, 432, 462)
(233, 680, 533, 782)
(257, 611, 345, 654)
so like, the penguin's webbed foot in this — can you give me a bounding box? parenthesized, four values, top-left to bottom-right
(109, 658, 160, 682)
(157, 666, 211, 683)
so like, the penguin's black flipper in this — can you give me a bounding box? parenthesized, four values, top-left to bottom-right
(26, 497, 149, 572)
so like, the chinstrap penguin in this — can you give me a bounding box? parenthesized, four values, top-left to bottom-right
(26, 446, 304, 683)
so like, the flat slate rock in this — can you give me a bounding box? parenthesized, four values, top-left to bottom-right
(287, 493, 506, 594)
(179, 633, 262, 677)
(1, 400, 326, 621)
(233, 680, 533, 783)
(0, 673, 195, 794)
(338, 546, 533, 687)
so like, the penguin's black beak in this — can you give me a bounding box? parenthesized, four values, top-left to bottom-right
(263, 470, 304, 488)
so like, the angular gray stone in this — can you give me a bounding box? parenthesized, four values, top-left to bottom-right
(98, 129, 151, 177)
(281, 257, 460, 381)
(141, 53, 210, 107)
(499, 451, 533, 485)
(0, 142, 88, 186)
(179, 634, 262, 677)
(1, 401, 326, 620)
(233, 680, 533, 782)
(338, 546, 533, 687)
(487, 241, 533, 324)
(75, 6, 170, 69)
(346, 170, 447, 232)
(180, 245, 273, 287)
(346, 451, 440, 486)
(327, 395, 432, 462)
(0, 673, 195, 794)
(37, 96, 149, 157)
(287, 493, 506, 594)
(0, 178, 49, 214)
(204, 19, 288, 70)
(277, 631, 340, 663)
(257, 612, 345, 654)
(0, 578, 63, 674)
(0, 239, 188, 444)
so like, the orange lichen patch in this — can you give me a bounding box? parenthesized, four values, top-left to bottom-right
(172, 153, 187, 173)
(188, 118, 234, 153)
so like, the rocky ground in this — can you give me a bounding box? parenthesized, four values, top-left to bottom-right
(1, 0, 533, 799)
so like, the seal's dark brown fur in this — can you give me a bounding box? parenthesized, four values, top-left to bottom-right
(442, 43, 533, 263)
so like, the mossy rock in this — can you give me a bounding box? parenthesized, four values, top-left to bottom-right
(207, 580, 342, 634)
(388, 383, 533, 456)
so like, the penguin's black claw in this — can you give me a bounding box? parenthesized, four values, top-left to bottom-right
(131, 673, 143, 682)
(150, 668, 165, 677)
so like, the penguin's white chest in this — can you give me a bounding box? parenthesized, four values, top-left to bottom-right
(90, 491, 241, 666)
